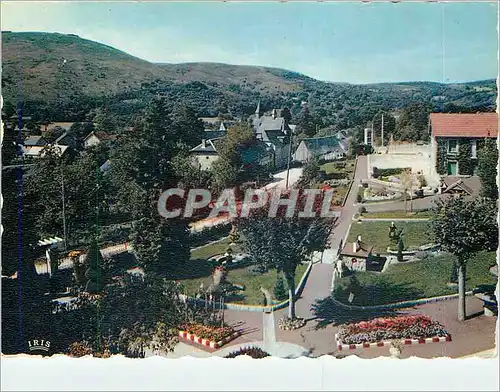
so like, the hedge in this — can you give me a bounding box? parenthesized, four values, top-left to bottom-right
(372, 167, 411, 178)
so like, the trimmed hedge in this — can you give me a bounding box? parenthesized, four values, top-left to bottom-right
(189, 223, 231, 247)
(373, 167, 411, 178)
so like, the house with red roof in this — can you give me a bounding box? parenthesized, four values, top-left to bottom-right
(429, 113, 498, 176)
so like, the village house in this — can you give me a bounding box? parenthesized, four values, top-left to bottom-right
(83, 131, 117, 149)
(41, 122, 75, 133)
(22, 144, 71, 159)
(430, 112, 498, 176)
(190, 138, 221, 171)
(54, 131, 77, 149)
(203, 121, 228, 140)
(293, 133, 348, 163)
(248, 103, 293, 169)
(23, 135, 48, 149)
(190, 137, 273, 171)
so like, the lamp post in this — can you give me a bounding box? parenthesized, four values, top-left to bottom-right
(285, 128, 294, 189)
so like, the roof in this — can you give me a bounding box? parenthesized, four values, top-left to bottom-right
(258, 116, 286, 132)
(199, 117, 220, 125)
(204, 130, 226, 139)
(430, 113, 498, 138)
(100, 159, 112, 173)
(45, 122, 75, 131)
(84, 131, 116, 142)
(442, 176, 481, 197)
(240, 141, 272, 166)
(23, 144, 70, 158)
(340, 238, 374, 258)
(55, 131, 75, 144)
(190, 139, 219, 153)
(24, 135, 47, 147)
(301, 135, 343, 155)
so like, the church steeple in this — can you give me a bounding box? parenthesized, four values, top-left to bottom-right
(255, 101, 262, 117)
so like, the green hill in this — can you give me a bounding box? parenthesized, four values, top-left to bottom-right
(1, 32, 305, 103)
(2, 31, 496, 126)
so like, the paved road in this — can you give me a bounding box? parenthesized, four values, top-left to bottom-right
(329, 156, 369, 253)
(264, 167, 303, 190)
(362, 194, 447, 213)
(221, 157, 368, 356)
(220, 155, 497, 358)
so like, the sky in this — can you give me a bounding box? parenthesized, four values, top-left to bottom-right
(2, 1, 498, 84)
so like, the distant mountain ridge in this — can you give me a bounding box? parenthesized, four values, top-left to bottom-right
(2, 31, 496, 123)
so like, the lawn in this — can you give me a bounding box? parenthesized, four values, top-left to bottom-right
(334, 251, 497, 306)
(360, 210, 432, 219)
(347, 221, 432, 254)
(177, 263, 308, 305)
(320, 159, 355, 180)
(190, 237, 236, 261)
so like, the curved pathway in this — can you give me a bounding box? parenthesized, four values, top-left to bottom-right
(221, 157, 369, 356)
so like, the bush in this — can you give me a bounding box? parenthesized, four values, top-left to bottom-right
(358, 206, 366, 214)
(356, 194, 363, 203)
(273, 274, 288, 301)
(377, 168, 411, 177)
(189, 223, 231, 247)
(225, 346, 270, 359)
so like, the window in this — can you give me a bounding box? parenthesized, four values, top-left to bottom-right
(448, 140, 458, 153)
(471, 140, 477, 158)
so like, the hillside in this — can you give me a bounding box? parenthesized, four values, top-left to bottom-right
(1, 31, 496, 126)
(1, 32, 305, 103)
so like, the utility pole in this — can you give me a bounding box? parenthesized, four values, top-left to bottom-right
(285, 129, 293, 189)
(61, 167, 68, 251)
(381, 114, 384, 147)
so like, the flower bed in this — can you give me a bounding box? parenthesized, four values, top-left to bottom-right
(278, 316, 306, 331)
(178, 323, 240, 349)
(337, 315, 450, 345)
(224, 346, 270, 359)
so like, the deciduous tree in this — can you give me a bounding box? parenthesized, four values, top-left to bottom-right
(430, 196, 498, 321)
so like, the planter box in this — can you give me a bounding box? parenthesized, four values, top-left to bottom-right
(178, 330, 241, 349)
(335, 333, 451, 351)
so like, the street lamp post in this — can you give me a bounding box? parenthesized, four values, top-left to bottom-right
(285, 129, 293, 189)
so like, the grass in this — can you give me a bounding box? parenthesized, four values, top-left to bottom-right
(177, 263, 308, 305)
(177, 238, 309, 305)
(320, 159, 356, 179)
(334, 251, 497, 306)
(190, 238, 236, 261)
(347, 221, 432, 254)
(360, 210, 432, 219)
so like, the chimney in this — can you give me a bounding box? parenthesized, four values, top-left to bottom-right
(272, 109, 277, 119)
(201, 139, 206, 148)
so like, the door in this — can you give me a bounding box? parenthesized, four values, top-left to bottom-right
(447, 161, 457, 175)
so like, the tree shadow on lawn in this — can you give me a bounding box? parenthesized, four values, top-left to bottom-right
(334, 276, 426, 307)
(170, 258, 217, 280)
(310, 279, 425, 329)
(311, 296, 406, 329)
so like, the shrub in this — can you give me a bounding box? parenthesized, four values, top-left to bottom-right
(274, 274, 288, 301)
(225, 346, 270, 359)
(179, 323, 236, 342)
(189, 224, 231, 248)
(377, 168, 411, 177)
(358, 206, 366, 214)
(356, 194, 363, 203)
